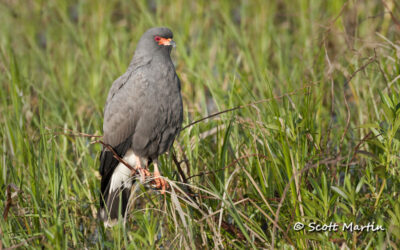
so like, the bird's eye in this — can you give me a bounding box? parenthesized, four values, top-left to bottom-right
(154, 36, 161, 41)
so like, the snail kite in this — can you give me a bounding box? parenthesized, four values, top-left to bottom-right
(99, 27, 183, 226)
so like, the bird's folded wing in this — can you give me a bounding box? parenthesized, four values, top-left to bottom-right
(103, 71, 148, 148)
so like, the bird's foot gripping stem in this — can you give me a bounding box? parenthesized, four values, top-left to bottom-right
(151, 160, 170, 194)
(152, 171, 170, 194)
(134, 167, 151, 182)
(132, 156, 151, 182)
(130, 157, 169, 193)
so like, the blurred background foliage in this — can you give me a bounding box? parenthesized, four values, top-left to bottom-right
(0, 0, 400, 248)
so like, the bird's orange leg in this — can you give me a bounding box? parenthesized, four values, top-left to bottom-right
(134, 156, 150, 182)
(153, 160, 170, 194)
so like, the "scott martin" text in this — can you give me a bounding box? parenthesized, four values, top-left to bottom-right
(308, 222, 385, 232)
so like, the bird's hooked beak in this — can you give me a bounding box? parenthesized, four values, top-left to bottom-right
(158, 38, 176, 48)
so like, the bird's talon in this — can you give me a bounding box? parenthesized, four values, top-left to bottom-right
(152, 176, 169, 194)
(133, 168, 151, 182)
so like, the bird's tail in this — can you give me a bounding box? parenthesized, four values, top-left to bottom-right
(99, 163, 134, 227)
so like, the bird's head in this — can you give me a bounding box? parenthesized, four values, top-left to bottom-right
(135, 27, 176, 57)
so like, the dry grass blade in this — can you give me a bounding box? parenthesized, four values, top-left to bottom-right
(187, 153, 269, 180)
(4, 236, 44, 250)
(197, 198, 250, 223)
(45, 126, 102, 138)
(242, 168, 276, 218)
(218, 167, 239, 236)
(92, 140, 134, 172)
(181, 82, 320, 131)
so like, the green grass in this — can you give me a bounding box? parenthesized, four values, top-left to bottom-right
(1, 0, 400, 248)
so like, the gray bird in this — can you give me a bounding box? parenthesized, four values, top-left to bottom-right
(99, 27, 183, 226)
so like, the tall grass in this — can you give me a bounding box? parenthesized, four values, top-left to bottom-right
(1, 0, 399, 248)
